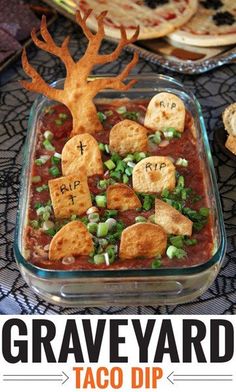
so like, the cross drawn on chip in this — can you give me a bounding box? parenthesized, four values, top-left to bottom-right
(21, 9, 139, 136)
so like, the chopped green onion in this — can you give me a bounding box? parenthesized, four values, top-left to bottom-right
(148, 131, 162, 145)
(51, 155, 61, 165)
(104, 252, 110, 266)
(116, 106, 127, 114)
(142, 195, 154, 211)
(125, 167, 133, 176)
(97, 112, 107, 123)
(51, 153, 62, 165)
(98, 143, 105, 152)
(98, 238, 109, 248)
(123, 154, 134, 163)
(163, 129, 175, 139)
(49, 166, 60, 177)
(43, 139, 55, 151)
(36, 206, 46, 216)
(98, 179, 108, 189)
(87, 222, 98, 234)
(127, 161, 136, 168)
(97, 222, 109, 237)
(123, 111, 139, 121)
(199, 207, 210, 217)
(177, 175, 185, 188)
(116, 160, 126, 172)
(71, 214, 77, 221)
(46, 228, 56, 237)
(193, 221, 205, 232)
(184, 238, 197, 246)
(161, 189, 169, 198)
(105, 218, 117, 231)
(32, 176, 41, 183)
(133, 152, 146, 162)
(104, 144, 110, 154)
(103, 210, 118, 219)
(110, 171, 122, 181)
(148, 214, 156, 223)
(111, 153, 120, 163)
(176, 158, 188, 167)
(43, 106, 54, 115)
(169, 235, 184, 249)
(151, 258, 162, 269)
(42, 220, 55, 232)
(104, 110, 113, 117)
(43, 211, 51, 221)
(55, 118, 63, 126)
(93, 254, 106, 265)
(35, 155, 50, 166)
(36, 205, 51, 221)
(181, 189, 188, 200)
(154, 131, 162, 144)
(135, 216, 147, 223)
(106, 246, 116, 264)
(163, 128, 181, 139)
(88, 212, 100, 223)
(122, 174, 129, 184)
(43, 130, 53, 140)
(36, 184, 49, 192)
(59, 113, 68, 119)
(30, 220, 40, 229)
(34, 202, 42, 210)
(105, 158, 116, 170)
(80, 216, 89, 225)
(95, 195, 107, 208)
(166, 245, 187, 259)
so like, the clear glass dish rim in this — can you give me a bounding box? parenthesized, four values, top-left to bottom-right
(14, 73, 226, 280)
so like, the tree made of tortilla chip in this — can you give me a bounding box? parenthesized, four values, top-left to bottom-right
(21, 9, 139, 136)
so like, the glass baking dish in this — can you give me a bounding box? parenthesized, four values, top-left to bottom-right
(14, 74, 226, 307)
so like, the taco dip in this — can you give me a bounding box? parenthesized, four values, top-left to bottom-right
(14, 11, 226, 306)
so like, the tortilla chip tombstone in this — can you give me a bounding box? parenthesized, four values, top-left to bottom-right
(48, 173, 92, 219)
(61, 133, 103, 177)
(107, 183, 141, 211)
(155, 199, 193, 236)
(109, 119, 148, 156)
(144, 92, 185, 133)
(119, 222, 167, 259)
(132, 156, 176, 194)
(49, 220, 94, 260)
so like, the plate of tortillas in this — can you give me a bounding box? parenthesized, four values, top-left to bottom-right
(44, 0, 236, 74)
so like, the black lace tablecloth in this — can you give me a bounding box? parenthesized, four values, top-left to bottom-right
(0, 16, 236, 315)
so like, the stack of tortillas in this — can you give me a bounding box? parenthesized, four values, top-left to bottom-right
(63, 0, 236, 46)
(223, 103, 236, 155)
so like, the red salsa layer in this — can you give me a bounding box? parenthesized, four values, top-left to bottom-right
(24, 99, 214, 271)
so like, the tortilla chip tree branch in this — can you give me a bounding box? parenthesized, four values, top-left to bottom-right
(21, 10, 139, 136)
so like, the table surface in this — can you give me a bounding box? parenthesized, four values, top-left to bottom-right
(0, 16, 236, 315)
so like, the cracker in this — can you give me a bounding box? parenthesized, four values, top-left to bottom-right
(132, 156, 176, 194)
(107, 183, 141, 211)
(62, 133, 103, 177)
(225, 134, 236, 155)
(49, 220, 94, 260)
(144, 92, 185, 133)
(155, 199, 192, 236)
(119, 222, 167, 259)
(109, 119, 148, 156)
(48, 173, 92, 219)
(222, 103, 236, 137)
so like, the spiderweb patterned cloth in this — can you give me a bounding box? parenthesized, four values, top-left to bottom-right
(0, 16, 236, 315)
